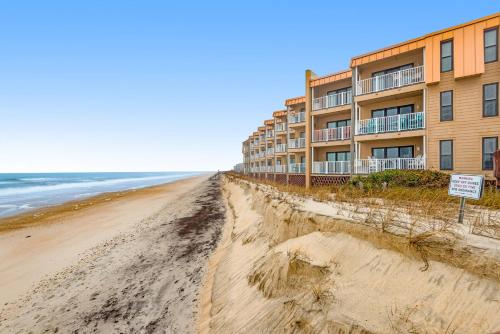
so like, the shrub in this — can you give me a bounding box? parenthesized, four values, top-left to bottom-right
(350, 170, 450, 189)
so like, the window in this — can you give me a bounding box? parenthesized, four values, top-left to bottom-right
(327, 87, 352, 105)
(482, 137, 498, 170)
(483, 83, 498, 117)
(371, 104, 414, 118)
(440, 91, 453, 121)
(372, 64, 413, 77)
(440, 140, 453, 170)
(441, 40, 453, 72)
(326, 151, 350, 162)
(371, 146, 414, 159)
(485, 27, 498, 63)
(326, 119, 351, 128)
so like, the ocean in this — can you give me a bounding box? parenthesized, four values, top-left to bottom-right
(0, 172, 203, 218)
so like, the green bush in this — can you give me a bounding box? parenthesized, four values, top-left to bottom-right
(350, 170, 450, 189)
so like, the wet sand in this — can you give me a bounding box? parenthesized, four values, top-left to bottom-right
(0, 173, 225, 333)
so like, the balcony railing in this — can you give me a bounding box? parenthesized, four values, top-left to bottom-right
(266, 130, 274, 138)
(275, 165, 286, 173)
(312, 91, 352, 111)
(356, 65, 424, 95)
(275, 143, 287, 153)
(356, 112, 425, 135)
(313, 126, 351, 142)
(289, 163, 306, 174)
(288, 138, 306, 149)
(312, 161, 351, 174)
(266, 147, 274, 155)
(275, 123, 287, 132)
(355, 157, 425, 174)
(288, 112, 305, 124)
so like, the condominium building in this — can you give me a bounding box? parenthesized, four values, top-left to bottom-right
(242, 13, 499, 187)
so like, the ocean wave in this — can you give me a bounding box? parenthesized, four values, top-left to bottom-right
(0, 204, 18, 209)
(0, 173, 192, 197)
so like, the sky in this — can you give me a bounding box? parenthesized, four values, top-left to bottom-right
(0, 1, 498, 172)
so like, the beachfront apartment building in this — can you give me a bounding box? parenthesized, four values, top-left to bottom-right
(242, 13, 500, 188)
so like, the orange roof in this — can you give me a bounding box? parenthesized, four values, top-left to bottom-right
(264, 119, 274, 126)
(310, 69, 352, 87)
(252, 131, 259, 136)
(258, 126, 265, 132)
(351, 12, 500, 67)
(285, 96, 305, 106)
(273, 109, 287, 117)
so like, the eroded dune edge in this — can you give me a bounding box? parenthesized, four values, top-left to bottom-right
(198, 174, 500, 334)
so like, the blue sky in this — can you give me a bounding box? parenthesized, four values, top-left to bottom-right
(0, 1, 498, 172)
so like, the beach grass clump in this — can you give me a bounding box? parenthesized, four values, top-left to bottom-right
(350, 170, 450, 189)
(226, 172, 500, 210)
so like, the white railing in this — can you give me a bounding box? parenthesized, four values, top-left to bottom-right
(312, 91, 352, 111)
(275, 123, 287, 132)
(275, 165, 286, 173)
(275, 143, 287, 153)
(313, 126, 351, 142)
(288, 112, 305, 124)
(288, 138, 306, 149)
(312, 161, 351, 174)
(355, 157, 425, 174)
(265, 166, 273, 172)
(356, 112, 425, 135)
(356, 65, 424, 95)
(289, 163, 306, 173)
(266, 130, 274, 138)
(266, 147, 274, 155)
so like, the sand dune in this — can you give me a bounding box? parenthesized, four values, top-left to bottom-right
(198, 175, 500, 333)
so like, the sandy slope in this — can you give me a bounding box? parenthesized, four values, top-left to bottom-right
(198, 175, 500, 334)
(0, 174, 225, 333)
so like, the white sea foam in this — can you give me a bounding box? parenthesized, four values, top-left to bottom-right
(0, 174, 190, 197)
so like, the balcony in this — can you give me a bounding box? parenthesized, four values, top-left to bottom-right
(312, 161, 351, 174)
(289, 163, 305, 174)
(313, 126, 351, 142)
(275, 123, 287, 132)
(356, 112, 425, 135)
(354, 157, 425, 174)
(288, 112, 305, 124)
(266, 130, 274, 138)
(275, 143, 287, 153)
(275, 165, 286, 173)
(288, 138, 306, 149)
(356, 65, 424, 96)
(266, 147, 274, 155)
(312, 91, 352, 111)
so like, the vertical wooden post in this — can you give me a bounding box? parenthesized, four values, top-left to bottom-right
(305, 70, 316, 189)
(350, 67, 357, 176)
(457, 197, 466, 224)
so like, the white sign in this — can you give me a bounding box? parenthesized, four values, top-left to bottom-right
(448, 174, 484, 200)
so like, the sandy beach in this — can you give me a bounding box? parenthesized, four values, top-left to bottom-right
(0, 173, 225, 333)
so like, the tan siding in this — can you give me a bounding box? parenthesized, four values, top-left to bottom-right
(359, 95, 423, 120)
(314, 145, 351, 162)
(360, 137, 424, 159)
(358, 50, 423, 80)
(314, 111, 351, 129)
(426, 61, 500, 179)
(312, 78, 352, 98)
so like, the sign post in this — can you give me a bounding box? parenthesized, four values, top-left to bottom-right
(448, 174, 484, 224)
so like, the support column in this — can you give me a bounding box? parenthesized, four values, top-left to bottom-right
(350, 67, 358, 176)
(305, 69, 316, 189)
